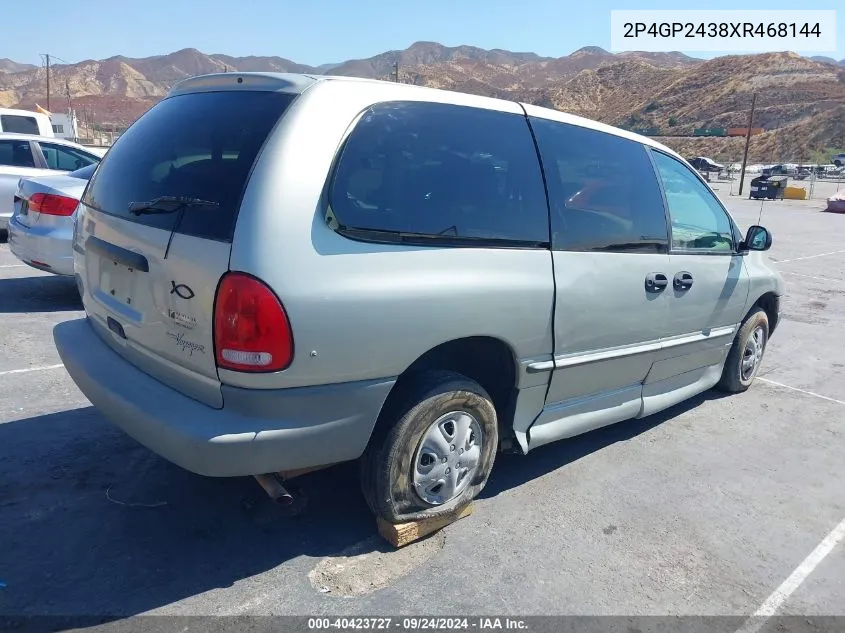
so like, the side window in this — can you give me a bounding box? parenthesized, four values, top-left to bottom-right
(0, 140, 36, 167)
(0, 114, 39, 135)
(38, 143, 98, 171)
(329, 101, 549, 245)
(529, 117, 668, 253)
(652, 152, 734, 252)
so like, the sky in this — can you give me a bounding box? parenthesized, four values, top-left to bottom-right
(3, 0, 842, 66)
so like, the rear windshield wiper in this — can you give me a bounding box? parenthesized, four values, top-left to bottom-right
(128, 196, 219, 216)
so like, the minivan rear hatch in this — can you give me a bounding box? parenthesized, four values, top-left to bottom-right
(76, 88, 296, 407)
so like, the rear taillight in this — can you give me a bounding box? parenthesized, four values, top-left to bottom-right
(29, 193, 79, 217)
(213, 272, 294, 373)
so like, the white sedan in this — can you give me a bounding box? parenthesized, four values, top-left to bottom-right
(7, 163, 96, 276)
(0, 133, 101, 232)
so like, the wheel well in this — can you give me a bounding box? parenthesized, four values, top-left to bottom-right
(386, 337, 519, 437)
(754, 292, 779, 333)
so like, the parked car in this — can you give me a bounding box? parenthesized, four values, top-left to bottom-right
(687, 156, 724, 173)
(53, 73, 784, 524)
(0, 134, 101, 232)
(7, 163, 96, 276)
(762, 164, 800, 177)
(833, 153, 845, 167)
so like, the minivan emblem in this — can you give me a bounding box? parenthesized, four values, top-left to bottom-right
(168, 309, 196, 329)
(170, 281, 195, 300)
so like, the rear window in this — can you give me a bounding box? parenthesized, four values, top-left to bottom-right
(82, 91, 295, 242)
(530, 117, 669, 253)
(69, 164, 97, 180)
(329, 101, 549, 246)
(1, 114, 40, 135)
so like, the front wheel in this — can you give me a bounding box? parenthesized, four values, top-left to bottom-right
(360, 371, 498, 524)
(716, 307, 769, 393)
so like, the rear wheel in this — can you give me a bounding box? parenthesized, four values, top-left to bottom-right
(360, 371, 498, 524)
(716, 307, 769, 393)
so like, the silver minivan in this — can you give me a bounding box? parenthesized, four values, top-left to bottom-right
(54, 73, 784, 524)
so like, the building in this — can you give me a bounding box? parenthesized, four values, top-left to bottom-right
(49, 111, 80, 140)
(32, 104, 80, 140)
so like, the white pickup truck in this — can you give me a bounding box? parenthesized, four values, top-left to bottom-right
(0, 108, 55, 137)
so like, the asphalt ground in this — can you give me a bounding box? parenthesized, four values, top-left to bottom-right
(0, 188, 843, 630)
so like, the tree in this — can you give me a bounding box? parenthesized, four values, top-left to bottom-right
(809, 147, 845, 165)
(668, 116, 678, 127)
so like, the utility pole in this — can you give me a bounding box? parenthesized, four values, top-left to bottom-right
(45, 54, 51, 111)
(394, 60, 399, 83)
(65, 81, 74, 141)
(737, 92, 757, 197)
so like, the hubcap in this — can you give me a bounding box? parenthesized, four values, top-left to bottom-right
(741, 325, 766, 381)
(412, 411, 483, 506)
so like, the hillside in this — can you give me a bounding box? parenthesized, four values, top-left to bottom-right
(658, 104, 845, 163)
(0, 58, 36, 74)
(810, 56, 845, 67)
(0, 43, 842, 160)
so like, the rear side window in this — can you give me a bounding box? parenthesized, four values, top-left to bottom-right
(38, 142, 99, 171)
(0, 140, 35, 167)
(82, 91, 295, 242)
(530, 117, 669, 253)
(1, 114, 39, 135)
(329, 101, 549, 246)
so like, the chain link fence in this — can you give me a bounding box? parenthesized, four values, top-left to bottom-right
(700, 161, 844, 202)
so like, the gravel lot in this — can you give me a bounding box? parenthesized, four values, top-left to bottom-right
(0, 186, 843, 627)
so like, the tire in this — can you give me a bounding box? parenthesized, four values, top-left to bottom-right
(716, 307, 769, 393)
(360, 370, 498, 524)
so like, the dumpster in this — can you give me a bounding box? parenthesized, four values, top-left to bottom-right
(784, 186, 807, 200)
(749, 175, 788, 200)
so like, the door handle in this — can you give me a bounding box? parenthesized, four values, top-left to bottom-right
(673, 271, 694, 291)
(645, 272, 668, 293)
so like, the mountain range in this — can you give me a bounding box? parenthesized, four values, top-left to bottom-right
(1, 42, 843, 161)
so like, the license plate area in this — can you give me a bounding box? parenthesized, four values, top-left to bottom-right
(14, 198, 31, 227)
(93, 258, 143, 322)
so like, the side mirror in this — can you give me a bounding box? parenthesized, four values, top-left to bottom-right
(743, 225, 772, 252)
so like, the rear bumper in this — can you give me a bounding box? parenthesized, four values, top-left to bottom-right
(7, 215, 74, 276)
(53, 318, 395, 477)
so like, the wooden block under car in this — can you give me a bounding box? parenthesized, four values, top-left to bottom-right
(376, 502, 473, 548)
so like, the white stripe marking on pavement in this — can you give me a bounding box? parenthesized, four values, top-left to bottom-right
(781, 271, 845, 284)
(775, 249, 845, 263)
(758, 377, 845, 406)
(0, 364, 64, 377)
(734, 517, 845, 633)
